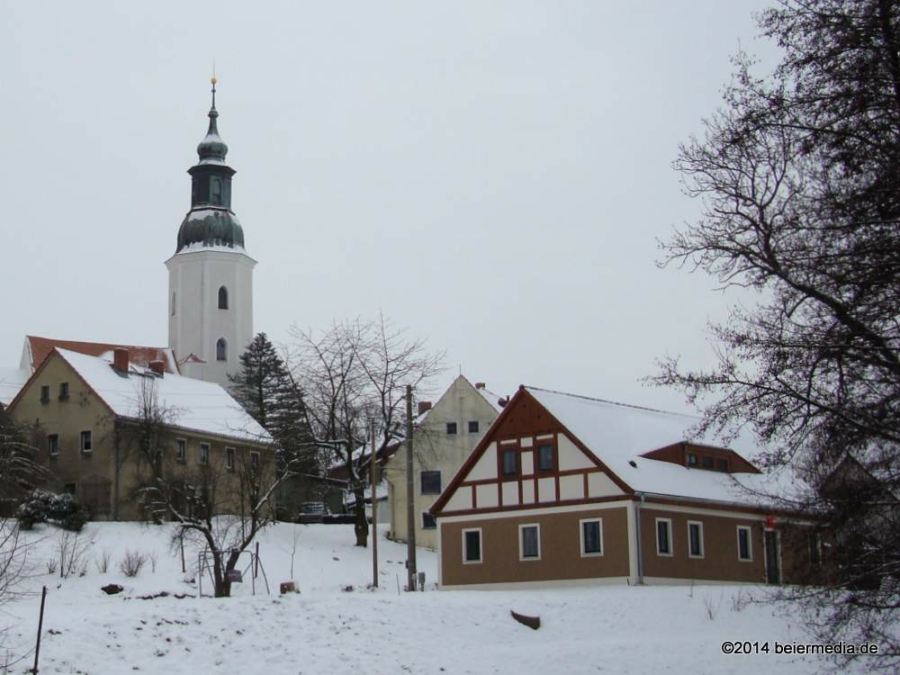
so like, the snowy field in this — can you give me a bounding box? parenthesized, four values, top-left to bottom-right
(0, 521, 861, 674)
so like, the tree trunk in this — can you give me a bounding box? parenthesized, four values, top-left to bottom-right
(354, 486, 368, 547)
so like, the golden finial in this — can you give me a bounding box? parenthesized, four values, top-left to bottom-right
(211, 76, 217, 86)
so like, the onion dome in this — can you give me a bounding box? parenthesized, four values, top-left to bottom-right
(197, 77, 229, 163)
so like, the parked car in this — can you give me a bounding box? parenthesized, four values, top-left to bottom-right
(297, 502, 330, 524)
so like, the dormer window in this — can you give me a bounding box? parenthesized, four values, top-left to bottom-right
(218, 286, 228, 310)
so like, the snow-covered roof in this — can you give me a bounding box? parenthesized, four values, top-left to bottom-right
(176, 242, 247, 254)
(56, 348, 270, 443)
(526, 387, 798, 507)
(23, 335, 178, 374)
(0, 367, 29, 407)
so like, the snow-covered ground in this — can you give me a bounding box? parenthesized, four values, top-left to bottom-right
(0, 522, 859, 674)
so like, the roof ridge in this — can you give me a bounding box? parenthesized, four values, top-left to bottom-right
(524, 385, 699, 420)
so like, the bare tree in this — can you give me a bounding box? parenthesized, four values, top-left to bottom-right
(289, 315, 444, 547)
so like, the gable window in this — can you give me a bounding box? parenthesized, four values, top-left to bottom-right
(48, 434, 59, 457)
(218, 286, 228, 310)
(59, 382, 69, 400)
(580, 518, 603, 557)
(656, 518, 673, 556)
(463, 529, 482, 564)
(688, 521, 704, 558)
(40, 385, 50, 404)
(250, 450, 260, 468)
(537, 444, 554, 472)
(225, 447, 235, 471)
(737, 526, 753, 562)
(176, 438, 186, 462)
(200, 443, 210, 464)
(519, 524, 541, 560)
(422, 512, 436, 530)
(468, 420, 479, 434)
(445, 422, 457, 435)
(420, 470, 441, 495)
(501, 448, 518, 476)
(80, 430, 92, 454)
(216, 338, 227, 362)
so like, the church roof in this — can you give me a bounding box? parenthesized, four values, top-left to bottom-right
(23, 336, 178, 375)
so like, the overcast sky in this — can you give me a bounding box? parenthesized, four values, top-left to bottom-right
(0, 1, 779, 412)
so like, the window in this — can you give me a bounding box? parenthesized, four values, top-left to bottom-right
(580, 518, 603, 556)
(171, 291, 176, 316)
(420, 470, 441, 495)
(225, 447, 235, 471)
(537, 444, 554, 471)
(519, 524, 541, 560)
(688, 521, 704, 558)
(737, 526, 753, 562)
(422, 512, 436, 530)
(687, 453, 698, 467)
(250, 450, 260, 468)
(211, 177, 223, 205)
(463, 529, 482, 564)
(200, 443, 210, 464)
(656, 518, 673, 556)
(80, 430, 92, 454)
(218, 286, 228, 310)
(717, 458, 729, 472)
(216, 338, 227, 362)
(40, 385, 50, 403)
(468, 420, 479, 434)
(59, 382, 69, 400)
(701, 456, 714, 469)
(176, 438, 186, 462)
(501, 449, 518, 476)
(48, 434, 59, 457)
(445, 422, 457, 435)
(809, 531, 822, 565)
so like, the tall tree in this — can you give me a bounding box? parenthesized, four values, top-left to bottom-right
(656, 0, 900, 665)
(230, 333, 318, 516)
(289, 315, 444, 547)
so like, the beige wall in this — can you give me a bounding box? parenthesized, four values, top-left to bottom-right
(385, 377, 499, 549)
(9, 354, 271, 521)
(439, 506, 631, 587)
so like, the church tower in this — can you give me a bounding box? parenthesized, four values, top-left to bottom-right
(166, 78, 256, 388)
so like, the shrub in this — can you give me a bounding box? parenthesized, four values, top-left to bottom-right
(119, 550, 147, 578)
(16, 490, 87, 532)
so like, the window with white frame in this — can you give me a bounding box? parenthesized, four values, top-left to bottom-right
(737, 526, 753, 562)
(688, 521, 704, 558)
(176, 438, 186, 462)
(200, 443, 210, 464)
(580, 518, 603, 556)
(519, 523, 541, 561)
(656, 518, 673, 556)
(225, 447, 235, 471)
(80, 430, 92, 454)
(48, 434, 59, 457)
(250, 450, 260, 468)
(462, 529, 482, 564)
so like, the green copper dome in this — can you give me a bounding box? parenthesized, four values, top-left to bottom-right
(175, 79, 245, 254)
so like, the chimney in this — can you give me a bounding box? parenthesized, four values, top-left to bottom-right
(149, 360, 165, 376)
(113, 348, 130, 373)
(498, 396, 509, 408)
(475, 382, 486, 390)
(417, 401, 432, 415)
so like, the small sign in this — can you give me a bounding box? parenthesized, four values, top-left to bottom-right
(764, 516, 777, 531)
(227, 569, 243, 583)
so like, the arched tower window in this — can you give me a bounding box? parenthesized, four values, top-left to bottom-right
(171, 292, 176, 316)
(216, 338, 228, 362)
(211, 177, 223, 205)
(218, 286, 228, 309)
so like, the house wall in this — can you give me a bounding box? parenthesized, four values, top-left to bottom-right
(9, 354, 271, 521)
(384, 377, 499, 549)
(439, 505, 631, 587)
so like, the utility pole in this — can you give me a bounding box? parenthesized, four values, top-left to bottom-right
(370, 418, 378, 588)
(405, 385, 417, 590)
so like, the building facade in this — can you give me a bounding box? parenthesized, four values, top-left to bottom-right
(432, 386, 817, 589)
(166, 79, 256, 388)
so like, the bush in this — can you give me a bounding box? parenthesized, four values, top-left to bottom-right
(118, 550, 147, 578)
(16, 490, 87, 532)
